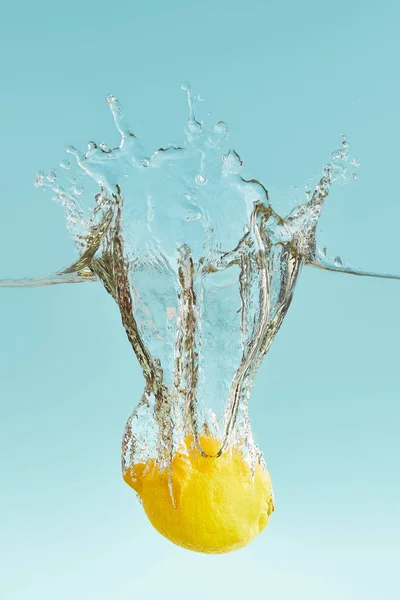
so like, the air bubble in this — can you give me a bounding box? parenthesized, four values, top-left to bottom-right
(195, 174, 206, 185)
(100, 141, 111, 153)
(34, 171, 45, 188)
(183, 190, 195, 202)
(46, 169, 57, 182)
(334, 256, 343, 267)
(60, 159, 70, 170)
(142, 159, 150, 168)
(106, 93, 117, 104)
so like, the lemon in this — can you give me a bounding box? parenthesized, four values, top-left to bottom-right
(123, 435, 274, 554)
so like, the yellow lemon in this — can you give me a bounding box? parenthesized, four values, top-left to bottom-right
(123, 435, 274, 554)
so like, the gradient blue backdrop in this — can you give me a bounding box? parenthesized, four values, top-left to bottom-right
(1, 1, 399, 599)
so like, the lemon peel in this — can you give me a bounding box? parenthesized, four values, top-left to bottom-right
(123, 435, 274, 554)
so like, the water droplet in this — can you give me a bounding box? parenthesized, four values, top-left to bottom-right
(106, 93, 117, 104)
(350, 158, 360, 168)
(214, 121, 227, 135)
(195, 174, 206, 185)
(352, 172, 358, 179)
(334, 256, 343, 267)
(142, 159, 150, 168)
(87, 141, 97, 152)
(73, 185, 84, 196)
(60, 159, 70, 170)
(342, 140, 349, 148)
(66, 145, 77, 156)
(46, 169, 57, 182)
(34, 171, 45, 188)
(100, 141, 111, 153)
(209, 120, 228, 146)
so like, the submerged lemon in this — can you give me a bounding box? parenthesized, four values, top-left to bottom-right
(123, 435, 274, 554)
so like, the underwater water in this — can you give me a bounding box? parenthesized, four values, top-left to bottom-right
(1, 86, 399, 482)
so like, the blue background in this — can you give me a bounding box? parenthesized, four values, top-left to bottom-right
(0, 1, 399, 599)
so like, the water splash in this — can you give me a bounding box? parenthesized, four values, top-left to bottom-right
(2, 85, 399, 477)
